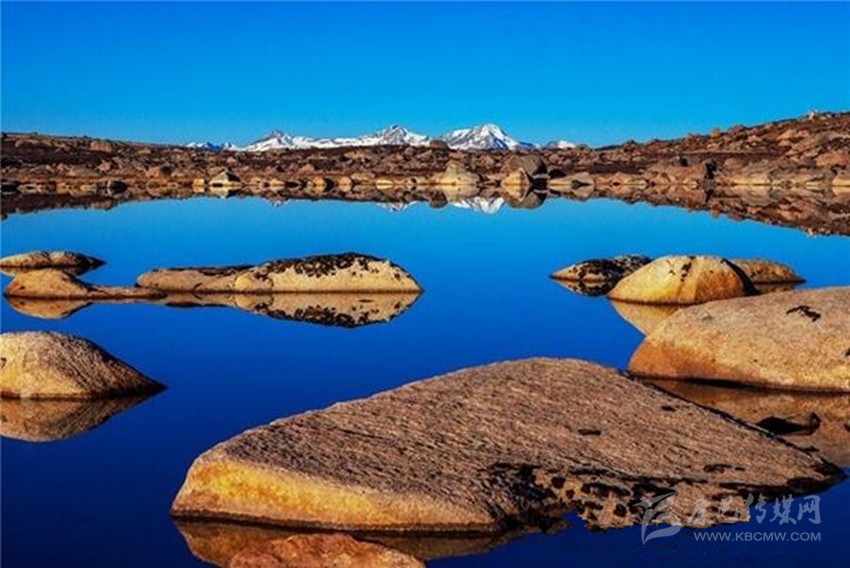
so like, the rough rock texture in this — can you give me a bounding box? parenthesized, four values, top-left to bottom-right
(0, 332, 164, 399)
(629, 287, 850, 392)
(136, 254, 421, 294)
(171, 358, 841, 534)
(551, 255, 651, 283)
(0, 250, 104, 276)
(4, 268, 164, 299)
(0, 395, 153, 442)
(608, 255, 755, 305)
(229, 533, 424, 568)
(648, 380, 850, 467)
(731, 258, 804, 284)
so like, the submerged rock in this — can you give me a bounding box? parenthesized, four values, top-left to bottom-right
(0, 395, 155, 442)
(0, 332, 164, 399)
(229, 533, 424, 568)
(136, 253, 421, 294)
(608, 255, 755, 305)
(171, 358, 840, 533)
(551, 255, 651, 283)
(629, 287, 850, 392)
(0, 250, 104, 276)
(731, 258, 804, 284)
(4, 269, 164, 300)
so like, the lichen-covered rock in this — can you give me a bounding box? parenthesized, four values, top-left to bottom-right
(629, 287, 850, 392)
(171, 358, 840, 533)
(0, 250, 104, 276)
(4, 268, 163, 299)
(731, 258, 804, 284)
(608, 255, 755, 305)
(136, 254, 421, 293)
(229, 534, 424, 568)
(551, 255, 651, 283)
(0, 332, 164, 399)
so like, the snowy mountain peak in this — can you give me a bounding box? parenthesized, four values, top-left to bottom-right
(439, 123, 533, 151)
(544, 139, 577, 149)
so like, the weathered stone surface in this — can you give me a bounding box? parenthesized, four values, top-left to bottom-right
(136, 254, 421, 294)
(0, 250, 104, 276)
(229, 533, 424, 568)
(731, 258, 804, 284)
(4, 268, 164, 299)
(608, 255, 755, 305)
(648, 380, 850, 467)
(0, 332, 164, 399)
(629, 287, 850, 392)
(171, 358, 840, 533)
(0, 395, 154, 442)
(551, 255, 651, 283)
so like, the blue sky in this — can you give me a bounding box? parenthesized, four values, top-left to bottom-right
(2, 2, 848, 147)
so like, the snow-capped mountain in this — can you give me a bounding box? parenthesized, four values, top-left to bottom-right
(439, 123, 533, 151)
(185, 141, 239, 152)
(544, 140, 577, 149)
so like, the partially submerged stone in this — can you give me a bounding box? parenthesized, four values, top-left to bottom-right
(731, 258, 804, 284)
(629, 287, 850, 392)
(0, 395, 154, 442)
(551, 255, 651, 283)
(0, 332, 164, 399)
(608, 255, 755, 305)
(136, 253, 421, 294)
(0, 250, 104, 276)
(4, 269, 164, 300)
(229, 533, 423, 568)
(648, 380, 850, 467)
(172, 358, 840, 533)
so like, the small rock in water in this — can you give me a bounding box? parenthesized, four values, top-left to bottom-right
(629, 287, 850, 392)
(229, 533, 424, 568)
(0, 331, 164, 399)
(608, 255, 756, 305)
(551, 255, 651, 284)
(0, 250, 104, 276)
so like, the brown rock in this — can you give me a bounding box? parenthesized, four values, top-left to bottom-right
(0, 331, 164, 399)
(171, 358, 840, 533)
(608, 255, 755, 305)
(731, 258, 804, 284)
(4, 269, 163, 300)
(0, 250, 104, 276)
(629, 287, 850, 392)
(551, 255, 651, 283)
(229, 534, 423, 568)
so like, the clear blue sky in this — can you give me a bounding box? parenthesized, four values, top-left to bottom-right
(2, 2, 848, 147)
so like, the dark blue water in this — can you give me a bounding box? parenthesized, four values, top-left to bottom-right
(2, 198, 848, 567)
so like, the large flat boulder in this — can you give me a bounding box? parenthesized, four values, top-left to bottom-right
(0, 332, 164, 399)
(136, 254, 421, 294)
(171, 358, 841, 534)
(4, 268, 163, 300)
(629, 287, 850, 392)
(0, 250, 104, 276)
(608, 255, 755, 305)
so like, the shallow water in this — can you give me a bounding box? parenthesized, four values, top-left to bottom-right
(1, 197, 848, 567)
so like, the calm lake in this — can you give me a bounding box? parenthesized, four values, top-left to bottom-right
(2, 197, 849, 567)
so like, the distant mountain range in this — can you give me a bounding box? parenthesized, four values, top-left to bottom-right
(187, 124, 575, 152)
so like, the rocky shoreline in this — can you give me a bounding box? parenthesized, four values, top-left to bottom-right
(3, 112, 850, 234)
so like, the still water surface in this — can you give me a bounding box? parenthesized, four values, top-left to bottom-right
(2, 198, 848, 567)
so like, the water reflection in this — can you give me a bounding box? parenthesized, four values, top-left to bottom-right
(608, 301, 683, 335)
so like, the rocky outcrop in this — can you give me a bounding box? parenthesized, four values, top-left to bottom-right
(629, 287, 850, 392)
(731, 258, 804, 284)
(4, 268, 164, 299)
(229, 534, 424, 568)
(136, 254, 421, 294)
(171, 358, 840, 533)
(607, 255, 755, 305)
(551, 255, 651, 284)
(0, 331, 164, 399)
(0, 250, 104, 276)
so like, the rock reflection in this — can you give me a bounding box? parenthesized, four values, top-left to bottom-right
(0, 395, 155, 442)
(609, 300, 683, 334)
(551, 278, 615, 297)
(647, 380, 850, 467)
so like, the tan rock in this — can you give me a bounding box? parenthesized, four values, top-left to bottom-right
(0, 332, 164, 399)
(229, 534, 423, 568)
(0, 251, 104, 276)
(551, 255, 651, 283)
(4, 269, 163, 300)
(731, 258, 804, 284)
(629, 287, 850, 392)
(608, 255, 755, 305)
(136, 254, 421, 294)
(171, 358, 840, 533)
(498, 169, 533, 200)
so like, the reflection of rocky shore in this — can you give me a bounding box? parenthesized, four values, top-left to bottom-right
(4, 112, 850, 234)
(0, 395, 153, 442)
(647, 381, 850, 467)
